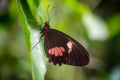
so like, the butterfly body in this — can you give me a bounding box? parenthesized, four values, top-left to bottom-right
(40, 21, 89, 66)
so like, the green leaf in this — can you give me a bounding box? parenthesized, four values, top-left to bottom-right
(34, 0, 40, 8)
(107, 13, 120, 39)
(16, 0, 46, 80)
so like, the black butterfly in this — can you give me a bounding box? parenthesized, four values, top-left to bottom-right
(40, 21, 89, 66)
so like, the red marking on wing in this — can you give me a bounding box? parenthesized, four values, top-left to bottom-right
(51, 48, 54, 55)
(60, 47, 65, 52)
(57, 47, 63, 56)
(48, 47, 65, 57)
(54, 47, 58, 56)
(48, 49, 51, 54)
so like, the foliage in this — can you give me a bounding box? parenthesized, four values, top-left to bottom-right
(0, 0, 120, 80)
(17, 0, 46, 80)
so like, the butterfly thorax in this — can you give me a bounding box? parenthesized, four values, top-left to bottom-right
(41, 21, 50, 37)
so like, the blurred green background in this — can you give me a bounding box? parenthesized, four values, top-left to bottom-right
(0, 0, 120, 80)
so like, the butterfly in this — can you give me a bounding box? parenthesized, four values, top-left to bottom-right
(40, 21, 89, 66)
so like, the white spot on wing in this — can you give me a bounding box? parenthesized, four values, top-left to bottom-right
(67, 41, 73, 53)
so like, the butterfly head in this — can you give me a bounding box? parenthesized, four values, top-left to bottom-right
(44, 21, 50, 28)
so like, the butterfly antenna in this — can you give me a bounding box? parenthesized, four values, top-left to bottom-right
(47, 5, 56, 22)
(47, 5, 51, 22)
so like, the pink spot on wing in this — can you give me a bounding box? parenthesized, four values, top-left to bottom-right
(54, 47, 58, 56)
(48, 49, 52, 54)
(55, 47, 61, 56)
(48, 46, 65, 57)
(60, 47, 65, 52)
(51, 48, 55, 55)
(59, 48, 63, 56)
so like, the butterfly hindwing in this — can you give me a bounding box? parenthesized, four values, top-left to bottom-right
(44, 29, 89, 66)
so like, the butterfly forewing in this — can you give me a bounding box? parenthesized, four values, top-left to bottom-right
(44, 29, 89, 66)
